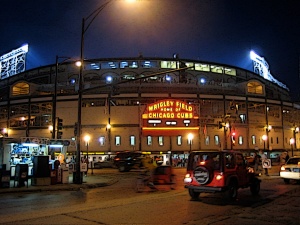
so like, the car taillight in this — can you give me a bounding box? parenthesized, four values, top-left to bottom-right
(215, 173, 223, 181)
(184, 173, 192, 183)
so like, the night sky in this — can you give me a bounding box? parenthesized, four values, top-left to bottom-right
(1, 0, 300, 100)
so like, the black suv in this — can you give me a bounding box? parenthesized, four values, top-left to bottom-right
(184, 150, 260, 200)
(113, 151, 143, 172)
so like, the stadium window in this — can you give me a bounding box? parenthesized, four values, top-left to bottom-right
(158, 136, 164, 146)
(239, 114, 246, 123)
(99, 136, 105, 146)
(177, 136, 182, 146)
(147, 136, 152, 146)
(205, 136, 210, 145)
(194, 63, 209, 72)
(12, 82, 29, 96)
(130, 135, 135, 146)
(214, 135, 220, 145)
(160, 61, 177, 69)
(251, 135, 256, 145)
(115, 136, 121, 146)
(238, 136, 243, 145)
(247, 81, 264, 95)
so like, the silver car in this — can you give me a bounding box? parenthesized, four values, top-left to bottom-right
(280, 156, 300, 184)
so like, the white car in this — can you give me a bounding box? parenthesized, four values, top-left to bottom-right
(280, 156, 300, 184)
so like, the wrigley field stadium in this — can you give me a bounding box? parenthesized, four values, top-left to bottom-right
(0, 44, 299, 174)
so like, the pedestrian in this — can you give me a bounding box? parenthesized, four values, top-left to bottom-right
(259, 150, 269, 176)
(285, 152, 290, 162)
(253, 152, 262, 175)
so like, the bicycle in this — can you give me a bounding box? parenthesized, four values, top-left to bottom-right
(134, 166, 177, 192)
(134, 171, 157, 193)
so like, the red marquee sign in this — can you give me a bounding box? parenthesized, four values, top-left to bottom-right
(142, 99, 199, 136)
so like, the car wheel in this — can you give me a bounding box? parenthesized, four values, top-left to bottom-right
(188, 188, 200, 200)
(250, 178, 260, 195)
(134, 178, 145, 193)
(170, 174, 177, 190)
(283, 178, 290, 184)
(223, 180, 238, 200)
(118, 164, 126, 172)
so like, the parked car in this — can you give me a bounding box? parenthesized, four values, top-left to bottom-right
(113, 151, 143, 172)
(93, 160, 116, 169)
(280, 156, 300, 184)
(184, 150, 260, 200)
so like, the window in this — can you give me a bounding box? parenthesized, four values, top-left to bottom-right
(194, 63, 209, 72)
(147, 136, 152, 146)
(239, 114, 246, 123)
(99, 136, 105, 146)
(130, 135, 135, 146)
(251, 135, 256, 145)
(158, 136, 164, 146)
(205, 136, 210, 145)
(214, 135, 220, 145)
(247, 81, 264, 95)
(12, 82, 30, 96)
(238, 136, 243, 145)
(160, 61, 177, 69)
(225, 153, 235, 169)
(177, 136, 182, 146)
(115, 136, 121, 146)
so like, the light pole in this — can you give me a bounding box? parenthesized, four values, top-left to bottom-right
(290, 138, 295, 156)
(262, 134, 267, 152)
(188, 133, 194, 153)
(75, 0, 113, 184)
(84, 134, 90, 175)
(53, 56, 72, 139)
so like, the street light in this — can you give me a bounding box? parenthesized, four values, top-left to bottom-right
(75, 0, 113, 184)
(188, 133, 194, 153)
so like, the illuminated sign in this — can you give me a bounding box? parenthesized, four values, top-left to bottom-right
(0, 44, 29, 79)
(250, 50, 288, 90)
(143, 100, 198, 119)
(142, 99, 199, 136)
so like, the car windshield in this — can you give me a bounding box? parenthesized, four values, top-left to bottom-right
(187, 152, 221, 170)
(287, 157, 300, 165)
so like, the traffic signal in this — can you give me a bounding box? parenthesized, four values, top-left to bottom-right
(57, 117, 63, 139)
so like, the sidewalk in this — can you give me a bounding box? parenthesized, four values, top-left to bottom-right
(0, 165, 281, 195)
(0, 172, 118, 194)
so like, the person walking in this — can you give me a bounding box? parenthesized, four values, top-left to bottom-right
(253, 152, 262, 175)
(259, 150, 269, 176)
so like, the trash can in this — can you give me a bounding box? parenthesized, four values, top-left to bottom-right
(50, 170, 57, 185)
(1, 170, 10, 188)
(61, 164, 69, 184)
(14, 164, 28, 187)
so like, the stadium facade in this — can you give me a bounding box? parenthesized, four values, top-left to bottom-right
(0, 53, 300, 168)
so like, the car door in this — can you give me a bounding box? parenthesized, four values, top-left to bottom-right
(235, 153, 248, 186)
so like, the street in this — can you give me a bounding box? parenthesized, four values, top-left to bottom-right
(0, 168, 299, 225)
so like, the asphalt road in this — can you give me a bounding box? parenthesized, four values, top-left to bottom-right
(0, 168, 299, 225)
